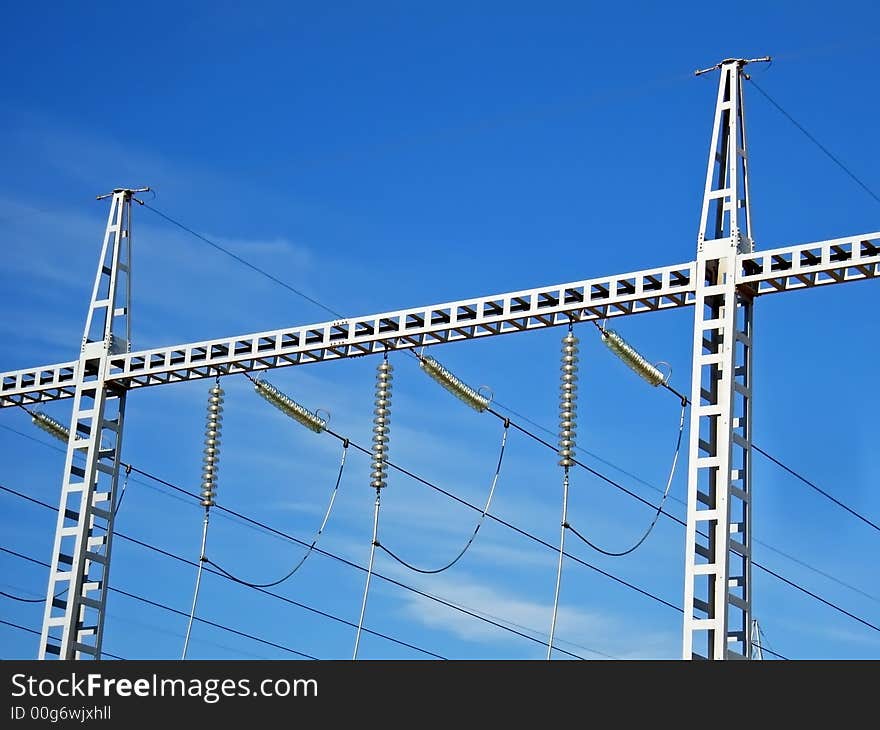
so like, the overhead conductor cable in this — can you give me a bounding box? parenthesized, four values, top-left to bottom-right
(353, 356, 393, 659)
(207, 374, 344, 588)
(182, 378, 224, 659)
(548, 325, 578, 660)
(378, 353, 507, 574)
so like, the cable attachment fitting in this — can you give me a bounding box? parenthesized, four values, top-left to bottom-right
(200, 382, 225, 507)
(370, 359, 393, 489)
(558, 330, 579, 468)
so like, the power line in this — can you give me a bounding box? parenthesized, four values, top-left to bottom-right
(359, 426, 880, 635)
(0, 488, 445, 661)
(2, 579, 275, 659)
(752, 561, 880, 634)
(753, 445, 879, 534)
(120, 532, 449, 661)
(142, 202, 878, 537)
(754, 623, 789, 661)
(347, 415, 880, 631)
(5, 411, 877, 651)
(105, 609, 273, 660)
(2, 500, 809, 663)
(492, 397, 880, 540)
(747, 77, 880, 207)
(0, 428, 600, 660)
(142, 203, 345, 320)
(377, 422, 509, 574)
(492, 398, 668, 495)
(760, 644, 789, 661)
(0, 544, 319, 660)
(205, 441, 348, 589)
(752, 539, 880, 606)
(15, 419, 877, 615)
(490, 415, 880, 632)
(0, 483, 592, 661)
(561, 401, 686, 557)
(113, 585, 319, 661)
(321, 426, 680, 613)
(0, 618, 125, 660)
(102, 496, 591, 660)
(4, 411, 876, 654)
(117, 203, 880, 543)
(8, 366, 873, 652)
(469, 413, 880, 604)
(0, 590, 44, 603)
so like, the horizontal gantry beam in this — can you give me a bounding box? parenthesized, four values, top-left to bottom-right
(737, 231, 880, 294)
(2, 232, 877, 407)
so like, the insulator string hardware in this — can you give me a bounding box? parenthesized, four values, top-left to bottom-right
(249, 373, 327, 433)
(371, 359, 393, 490)
(417, 352, 492, 413)
(377, 420, 509, 574)
(594, 321, 668, 387)
(200, 382, 225, 508)
(30, 411, 70, 443)
(206, 441, 350, 588)
(558, 330, 579, 467)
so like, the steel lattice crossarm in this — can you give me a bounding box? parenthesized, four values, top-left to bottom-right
(2, 58, 878, 662)
(1, 231, 877, 408)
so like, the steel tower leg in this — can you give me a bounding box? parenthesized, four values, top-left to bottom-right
(38, 189, 142, 660)
(683, 60, 756, 660)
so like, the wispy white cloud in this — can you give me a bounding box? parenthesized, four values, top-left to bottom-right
(391, 571, 678, 659)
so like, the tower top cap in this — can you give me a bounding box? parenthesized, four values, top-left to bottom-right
(694, 56, 771, 77)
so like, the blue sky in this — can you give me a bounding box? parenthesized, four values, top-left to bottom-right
(1, 1, 878, 660)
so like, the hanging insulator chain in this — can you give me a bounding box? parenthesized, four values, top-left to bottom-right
(419, 354, 491, 413)
(200, 383, 224, 507)
(31, 411, 70, 443)
(370, 360, 393, 490)
(253, 377, 327, 433)
(558, 331, 579, 468)
(600, 327, 666, 386)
